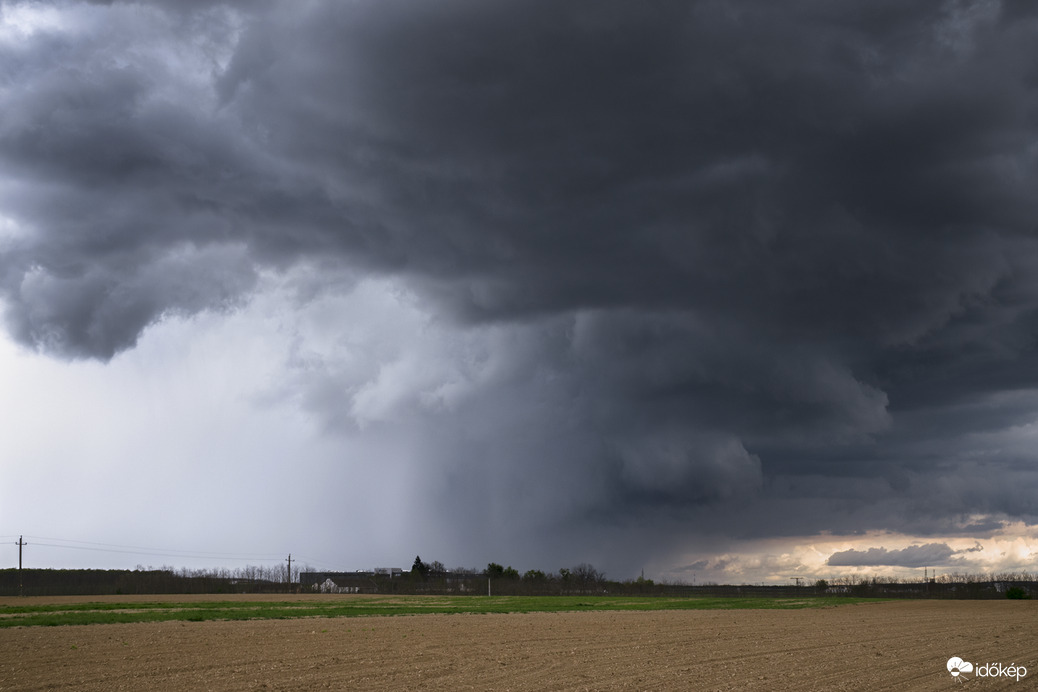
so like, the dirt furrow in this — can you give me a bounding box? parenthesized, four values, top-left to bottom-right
(1, 599, 1034, 691)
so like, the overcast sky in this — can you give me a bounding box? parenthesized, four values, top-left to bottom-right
(2, 0, 1037, 584)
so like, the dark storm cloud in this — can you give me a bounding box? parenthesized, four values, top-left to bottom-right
(3, 0, 1038, 575)
(827, 543, 956, 568)
(5, 0, 1037, 354)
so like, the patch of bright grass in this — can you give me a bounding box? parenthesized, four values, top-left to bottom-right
(0, 595, 877, 628)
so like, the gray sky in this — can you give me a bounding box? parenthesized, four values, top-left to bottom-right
(2, 0, 1037, 583)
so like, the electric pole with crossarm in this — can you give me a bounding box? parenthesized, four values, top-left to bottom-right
(16, 536, 27, 596)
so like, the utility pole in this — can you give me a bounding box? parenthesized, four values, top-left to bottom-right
(286, 554, 292, 589)
(16, 536, 27, 597)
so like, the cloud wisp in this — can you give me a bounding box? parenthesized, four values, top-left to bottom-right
(827, 544, 957, 569)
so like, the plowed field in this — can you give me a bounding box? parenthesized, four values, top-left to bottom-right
(1, 596, 1035, 690)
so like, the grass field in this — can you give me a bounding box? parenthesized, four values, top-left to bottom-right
(0, 593, 873, 628)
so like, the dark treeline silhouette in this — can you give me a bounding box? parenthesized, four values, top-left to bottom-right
(301, 558, 613, 596)
(299, 557, 1038, 600)
(3, 557, 1036, 599)
(0, 563, 299, 597)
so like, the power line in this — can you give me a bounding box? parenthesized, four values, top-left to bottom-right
(22, 535, 283, 560)
(29, 542, 286, 562)
(293, 554, 351, 571)
(14, 535, 349, 571)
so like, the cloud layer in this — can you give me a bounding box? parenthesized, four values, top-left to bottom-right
(827, 543, 956, 568)
(2, 0, 1038, 579)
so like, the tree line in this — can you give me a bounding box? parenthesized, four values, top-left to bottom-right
(3, 558, 1035, 598)
(401, 556, 610, 595)
(0, 563, 302, 597)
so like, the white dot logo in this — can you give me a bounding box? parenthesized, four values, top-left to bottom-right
(947, 657, 974, 680)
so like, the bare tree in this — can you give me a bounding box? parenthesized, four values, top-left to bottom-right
(572, 563, 604, 593)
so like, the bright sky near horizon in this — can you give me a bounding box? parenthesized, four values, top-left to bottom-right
(1, 0, 1037, 584)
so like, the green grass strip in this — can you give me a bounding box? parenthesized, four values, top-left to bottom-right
(0, 595, 876, 628)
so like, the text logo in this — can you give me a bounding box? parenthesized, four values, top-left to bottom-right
(947, 656, 1028, 682)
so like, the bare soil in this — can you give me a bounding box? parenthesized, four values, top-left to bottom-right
(1, 596, 1035, 690)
